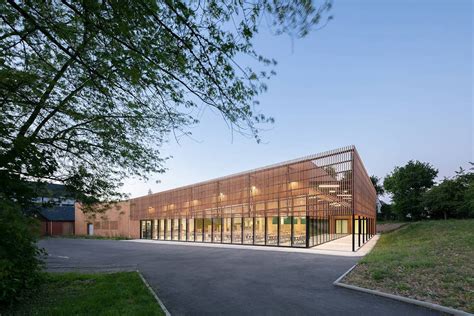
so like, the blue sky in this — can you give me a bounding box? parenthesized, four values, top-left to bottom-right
(123, 0, 472, 199)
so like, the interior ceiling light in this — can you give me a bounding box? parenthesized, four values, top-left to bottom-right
(329, 190, 336, 193)
(337, 194, 352, 197)
(319, 184, 340, 188)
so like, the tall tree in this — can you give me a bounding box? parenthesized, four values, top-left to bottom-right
(423, 164, 474, 220)
(0, 1, 332, 304)
(370, 175, 384, 196)
(423, 178, 463, 220)
(384, 161, 438, 220)
(0, 0, 333, 209)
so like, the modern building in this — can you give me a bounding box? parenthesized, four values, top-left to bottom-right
(75, 146, 376, 250)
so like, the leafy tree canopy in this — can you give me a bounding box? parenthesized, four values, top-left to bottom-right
(0, 0, 333, 209)
(423, 163, 474, 220)
(383, 160, 438, 220)
(370, 175, 384, 196)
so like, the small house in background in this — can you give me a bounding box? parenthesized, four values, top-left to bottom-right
(38, 205, 75, 236)
(32, 183, 76, 236)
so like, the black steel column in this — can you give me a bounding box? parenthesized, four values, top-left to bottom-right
(358, 216, 361, 248)
(264, 216, 267, 245)
(252, 217, 255, 245)
(211, 218, 214, 242)
(352, 215, 355, 252)
(241, 216, 244, 244)
(366, 217, 368, 242)
(277, 215, 280, 246)
(306, 215, 311, 248)
(231, 217, 233, 243)
(290, 215, 294, 247)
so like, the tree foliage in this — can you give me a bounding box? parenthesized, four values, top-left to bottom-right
(0, 0, 332, 305)
(0, 200, 44, 305)
(370, 175, 384, 196)
(0, 0, 333, 208)
(383, 160, 438, 220)
(423, 164, 474, 220)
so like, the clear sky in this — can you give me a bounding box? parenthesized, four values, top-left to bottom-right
(123, 0, 472, 199)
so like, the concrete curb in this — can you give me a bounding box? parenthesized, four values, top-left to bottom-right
(137, 270, 171, 316)
(333, 265, 472, 316)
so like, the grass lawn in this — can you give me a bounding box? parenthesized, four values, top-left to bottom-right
(344, 219, 474, 313)
(2, 272, 165, 315)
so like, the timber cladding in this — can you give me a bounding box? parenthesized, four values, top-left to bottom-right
(75, 146, 377, 246)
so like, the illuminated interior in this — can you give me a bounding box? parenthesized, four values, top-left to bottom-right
(135, 146, 376, 249)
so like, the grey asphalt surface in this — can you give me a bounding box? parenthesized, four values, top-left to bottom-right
(39, 239, 442, 316)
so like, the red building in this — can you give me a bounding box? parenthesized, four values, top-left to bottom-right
(38, 205, 75, 236)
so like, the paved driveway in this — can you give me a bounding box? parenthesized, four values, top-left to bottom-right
(39, 239, 440, 316)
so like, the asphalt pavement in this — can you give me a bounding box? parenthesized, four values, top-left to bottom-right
(39, 238, 441, 316)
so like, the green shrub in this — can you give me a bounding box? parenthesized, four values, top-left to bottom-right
(0, 200, 44, 306)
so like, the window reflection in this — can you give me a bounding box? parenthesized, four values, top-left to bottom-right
(187, 219, 195, 241)
(172, 219, 179, 240)
(223, 218, 231, 243)
(159, 219, 165, 240)
(180, 219, 187, 241)
(203, 218, 212, 242)
(254, 217, 265, 245)
(293, 216, 306, 247)
(165, 219, 171, 240)
(232, 218, 242, 244)
(213, 218, 222, 243)
(266, 217, 278, 245)
(279, 216, 291, 246)
(243, 218, 253, 244)
(153, 220, 158, 240)
(195, 218, 203, 242)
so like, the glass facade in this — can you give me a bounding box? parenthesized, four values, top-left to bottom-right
(223, 218, 231, 243)
(135, 146, 377, 249)
(243, 218, 253, 244)
(232, 218, 242, 244)
(180, 219, 187, 241)
(195, 219, 203, 242)
(213, 218, 222, 243)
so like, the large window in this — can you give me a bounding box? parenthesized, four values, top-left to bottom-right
(195, 218, 203, 242)
(232, 218, 242, 244)
(223, 218, 231, 243)
(254, 217, 265, 245)
(140, 220, 152, 239)
(188, 219, 195, 241)
(180, 219, 187, 241)
(153, 220, 158, 240)
(293, 216, 306, 247)
(159, 220, 164, 240)
(172, 219, 179, 240)
(203, 218, 212, 242)
(243, 218, 253, 244)
(336, 219, 348, 234)
(308, 217, 317, 247)
(212, 218, 222, 243)
(279, 216, 291, 246)
(165, 219, 171, 240)
(266, 217, 278, 245)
